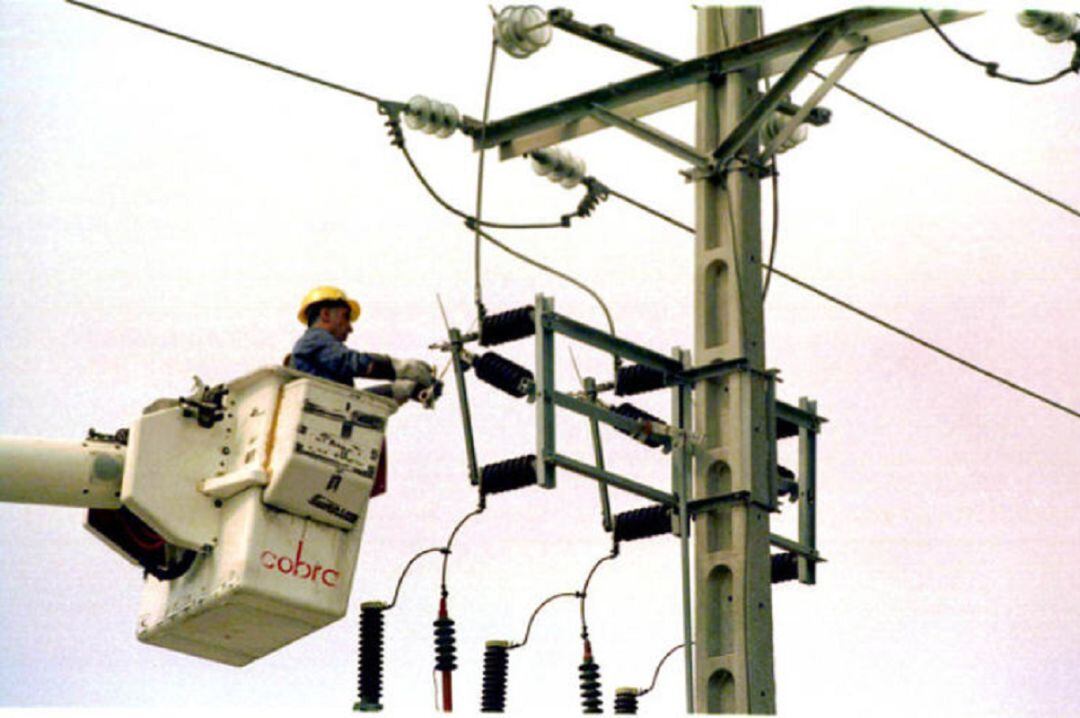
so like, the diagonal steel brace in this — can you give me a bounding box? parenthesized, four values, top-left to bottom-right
(760, 42, 866, 161)
(709, 22, 846, 172)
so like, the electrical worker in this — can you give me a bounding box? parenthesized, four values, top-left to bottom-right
(290, 285, 437, 401)
(290, 286, 436, 499)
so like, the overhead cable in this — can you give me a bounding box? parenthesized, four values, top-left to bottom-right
(474, 38, 500, 318)
(470, 224, 617, 340)
(812, 71, 1080, 221)
(918, 9, 1080, 86)
(66, 0, 384, 103)
(610, 187, 1080, 421)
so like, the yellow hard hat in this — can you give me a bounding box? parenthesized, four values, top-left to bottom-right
(297, 286, 361, 324)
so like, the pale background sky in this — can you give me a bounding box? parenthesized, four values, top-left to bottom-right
(1, 1, 1078, 716)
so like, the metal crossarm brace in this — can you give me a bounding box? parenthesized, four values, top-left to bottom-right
(768, 533, 822, 563)
(589, 103, 712, 169)
(552, 391, 673, 451)
(550, 454, 676, 507)
(686, 490, 752, 515)
(709, 23, 844, 172)
(476, 9, 977, 160)
(760, 44, 866, 161)
(542, 312, 684, 374)
(548, 7, 680, 67)
(776, 400, 827, 433)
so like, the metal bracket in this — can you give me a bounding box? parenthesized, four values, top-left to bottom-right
(686, 490, 752, 515)
(709, 23, 845, 171)
(590, 103, 712, 169)
(760, 42, 866, 161)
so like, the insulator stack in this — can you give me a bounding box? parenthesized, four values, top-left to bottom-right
(480, 305, 535, 347)
(760, 113, 808, 153)
(579, 654, 603, 714)
(531, 147, 587, 189)
(1017, 10, 1079, 42)
(404, 95, 461, 138)
(771, 552, 799, 584)
(434, 617, 457, 672)
(615, 363, 668, 396)
(480, 641, 510, 713)
(356, 601, 386, 711)
(480, 455, 538, 496)
(494, 5, 553, 58)
(613, 504, 673, 543)
(614, 688, 639, 715)
(473, 352, 534, 398)
(612, 403, 667, 448)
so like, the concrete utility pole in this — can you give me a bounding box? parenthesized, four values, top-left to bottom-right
(471, 6, 976, 713)
(693, 7, 774, 713)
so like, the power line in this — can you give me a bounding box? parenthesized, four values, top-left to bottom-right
(608, 186, 1080, 421)
(473, 38, 500, 316)
(813, 70, 1080, 221)
(66, 0, 384, 104)
(918, 8, 1079, 86)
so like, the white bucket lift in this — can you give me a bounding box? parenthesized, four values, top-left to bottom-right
(0, 366, 398, 666)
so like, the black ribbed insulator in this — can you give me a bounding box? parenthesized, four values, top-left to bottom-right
(473, 352, 534, 398)
(357, 603, 385, 711)
(579, 658, 603, 714)
(480, 306, 535, 347)
(613, 504, 673, 543)
(434, 616, 457, 672)
(615, 364, 668, 396)
(480, 455, 538, 496)
(614, 689, 639, 714)
(771, 552, 799, 584)
(612, 403, 667, 448)
(480, 642, 510, 713)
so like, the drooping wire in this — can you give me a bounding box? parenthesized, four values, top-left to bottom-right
(918, 9, 1079, 86)
(385, 546, 446, 610)
(440, 507, 485, 595)
(510, 591, 582, 649)
(65, 0, 384, 103)
(607, 183, 1080, 421)
(398, 142, 565, 229)
(637, 642, 689, 697)
(757, 6, 780, 302)
(578, 551, 617, 640)
(812, 72, 1080, 221)
(470, 224, 618, 344)
(474, 36, 500, 321)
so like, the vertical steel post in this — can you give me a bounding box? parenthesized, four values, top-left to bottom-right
(584, 376, 614, 532)
(672, 347, 695, 712)
(798, 397, 818, 585)
(448, 327, 481, 486)
(693, 7, 776, 714)
(535, 294, 557, 489)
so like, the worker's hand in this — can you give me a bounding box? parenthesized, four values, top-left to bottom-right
(389, 380, 419, 405)
(392, 358, 436, 387)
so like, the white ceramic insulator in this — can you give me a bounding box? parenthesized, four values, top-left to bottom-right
(531, 148, 585, 188)
(495, 5, 552, 59)
(404, 95, 460, 138)
(761, 114, 808, 154)
(0, 436, 124, 509)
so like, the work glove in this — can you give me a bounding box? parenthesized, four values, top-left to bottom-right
(392, 358, 436, 387)
(389, 380, 419, 405)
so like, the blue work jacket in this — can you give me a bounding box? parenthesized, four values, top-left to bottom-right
(290, 327, 377, 387)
